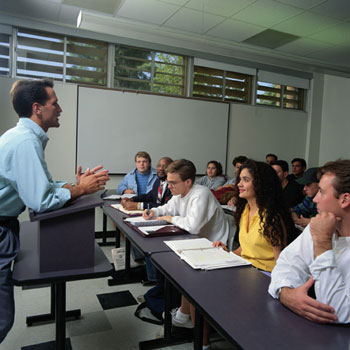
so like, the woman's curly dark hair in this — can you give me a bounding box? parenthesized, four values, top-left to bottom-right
(234, 159, 295, 247)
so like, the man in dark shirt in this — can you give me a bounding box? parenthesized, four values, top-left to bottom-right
(271, 160, 304, 208)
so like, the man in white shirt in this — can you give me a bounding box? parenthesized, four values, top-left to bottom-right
(269, 159, 350, 324)
(143, 159, 229, 347)
(143, 158, 229, 243)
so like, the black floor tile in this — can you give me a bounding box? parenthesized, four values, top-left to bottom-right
(97, 290, 137, 310)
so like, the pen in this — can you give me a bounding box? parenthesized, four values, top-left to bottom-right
(147, 203, 150, 216)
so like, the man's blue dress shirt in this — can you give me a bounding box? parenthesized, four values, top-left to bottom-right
(0, 118, 71, 217)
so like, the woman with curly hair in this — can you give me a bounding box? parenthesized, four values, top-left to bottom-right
(215, 159, 295, 272)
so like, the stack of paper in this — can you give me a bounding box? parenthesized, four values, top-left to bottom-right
(164, 238, 251, 270)
(124, 216, 169, 227)
(111, 204, 143, 215)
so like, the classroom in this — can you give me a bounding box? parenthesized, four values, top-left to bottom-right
(0, 0, 350, 349)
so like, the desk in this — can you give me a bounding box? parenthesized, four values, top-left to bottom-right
(102, 203, 199, 348)
(102, 202, 197, 286)
(151, 251, 350, 350)
(12, 221, 113, 350)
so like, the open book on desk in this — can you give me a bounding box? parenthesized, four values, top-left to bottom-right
(164, 238, 251, 270)
(124, 216, 187, 237)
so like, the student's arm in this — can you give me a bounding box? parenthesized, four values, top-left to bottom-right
(279, 280, 337, 323)
(308, 213, 350, 323)
(170, 191, 211, 234)
(117, 172, 134, 194)
(233, 246, 242, 256)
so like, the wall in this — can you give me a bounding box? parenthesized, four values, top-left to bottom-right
(226, 103, 308, 178)
(318, 74, 350, 165)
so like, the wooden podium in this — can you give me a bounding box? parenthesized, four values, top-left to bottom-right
(29, 195, 103, 273)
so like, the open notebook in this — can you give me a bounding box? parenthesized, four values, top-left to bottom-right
(164, 238, 251, 270)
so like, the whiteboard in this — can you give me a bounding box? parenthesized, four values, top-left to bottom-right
(77, 86, 229, 174)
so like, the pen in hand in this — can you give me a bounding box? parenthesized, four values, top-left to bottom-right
(147, 203, 150, 216)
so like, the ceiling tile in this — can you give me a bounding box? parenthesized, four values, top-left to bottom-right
(63, 0, 123, 14)
(275, 0, 326, 10)
(116, 0, 179, 25)
(206, 18, 266, 42)
(163, 7, 224, 34)
(157, 0, 189, 5)
(0, 0, 61, 22)
(185, 0, 256, 17)
(309, 0, 350, 21)
(309, 22, 350, 47)
(272, 11, 342, 36)
(231, 0, 303, 27)
(275, 37, 334, 56)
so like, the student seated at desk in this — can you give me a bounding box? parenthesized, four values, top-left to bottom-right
(269, 160, 350, 324)
(196, 160, 226, 190)
(121, 157, 173, 211)
(117, 151, 157, 195)
(143, 159, 229, 348)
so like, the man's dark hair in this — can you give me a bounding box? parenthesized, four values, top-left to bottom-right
(318, 159, 350, 198)
(232, 156, 247, 166)
(271, 160, 289, 173)
(266, 153, 278, 161)
(166, 159, 196, 184)
(291, 158, 307, 169)
(10, 79, 54, 118)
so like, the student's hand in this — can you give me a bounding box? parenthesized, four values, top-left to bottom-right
(212, 241, 228, 251)
(79, 168, 109, 194)
(156, 216, 172, 224)
(122, 201, 138, 210)
(121, 198, 132, 205)
(310, 212, 341, 258)
(143, 209, 155, 220)
(124, 189, 135, 194)
(227, 197, 236, 207)
(280, 278, 337, 324)
(294, 215, 310, 227)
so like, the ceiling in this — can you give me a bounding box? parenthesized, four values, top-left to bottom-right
(0, 0, 349, 76)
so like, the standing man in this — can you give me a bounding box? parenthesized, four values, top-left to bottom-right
(121, 157, 173, 210)
(0, 79, 109, 343)
(269, 159, 350, 324)
(117, 151, 157, 195)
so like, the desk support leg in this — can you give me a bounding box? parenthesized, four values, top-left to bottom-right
(55, 282, 66, 350)
(115, 226, 120, 248)
(102, 213, 107, 245)
(164, 278, 172, 340)
(194, 309, 203, 350)
(125, 237, 131, 276)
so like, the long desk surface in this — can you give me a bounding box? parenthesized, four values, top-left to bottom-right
(152, 251, 350, 350)
(102, 203, 199, 255)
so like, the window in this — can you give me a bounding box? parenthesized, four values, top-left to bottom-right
(0, 33, 11, 76)
(16, 28, 107, 85)
(192, 65, 252, 103)
(114, 45, 186, 96)
(256, 81, 305, 110)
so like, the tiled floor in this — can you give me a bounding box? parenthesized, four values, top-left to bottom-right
(1, 243, 235, 350)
